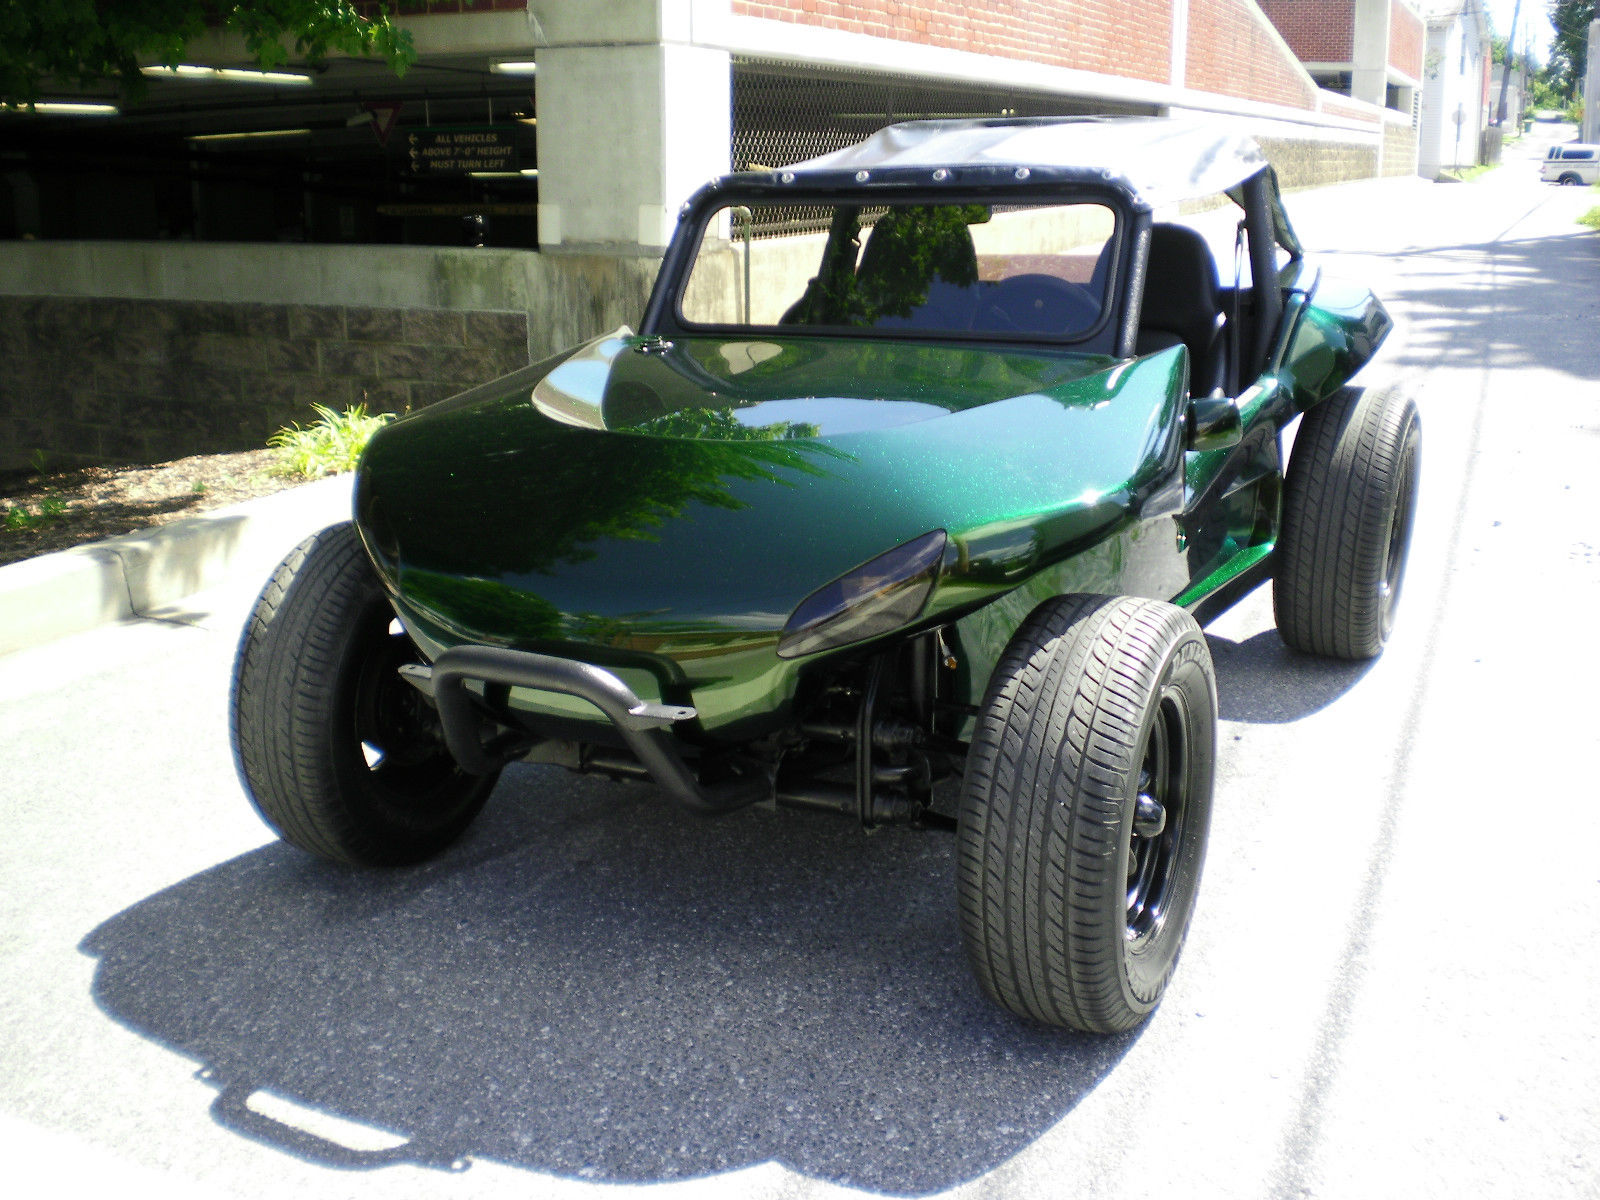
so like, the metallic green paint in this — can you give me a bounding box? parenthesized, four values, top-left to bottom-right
(1278, 267, 1392, 411)
(355, 331, 1193, 737)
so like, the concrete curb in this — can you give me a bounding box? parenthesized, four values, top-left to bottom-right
(0, 474, 353, 657)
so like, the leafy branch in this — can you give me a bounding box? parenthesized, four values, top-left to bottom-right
(0, 1, 416, 107)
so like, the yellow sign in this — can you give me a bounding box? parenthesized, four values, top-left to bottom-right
(406, 127, 518, 174)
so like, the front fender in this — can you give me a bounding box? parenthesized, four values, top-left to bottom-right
(1276, 268, 1391, 413)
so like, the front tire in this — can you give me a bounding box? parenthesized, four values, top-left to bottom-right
(1274, 384, 1421, 659)
(230, 523, 497, 866)
(956, 596, 1217, 1033)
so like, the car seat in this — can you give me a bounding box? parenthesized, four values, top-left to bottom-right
(1136, 223, 1228, 397)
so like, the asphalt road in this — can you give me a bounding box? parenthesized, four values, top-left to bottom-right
(3, 130, 1598, 1200)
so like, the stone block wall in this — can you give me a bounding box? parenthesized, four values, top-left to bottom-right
(1382, 119, 1419, 176)
(1257, 137, 1379, 190)
(0, 297, 528, 470)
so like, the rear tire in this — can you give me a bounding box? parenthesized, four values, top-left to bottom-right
(1558, 172, 1582, 186)
(956, 595, 1217, 1033)
(230, 523, 496, 866)
(1274, 385, 1420, 659)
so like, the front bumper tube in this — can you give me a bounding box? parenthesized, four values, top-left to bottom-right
(399, 645, 766, 815)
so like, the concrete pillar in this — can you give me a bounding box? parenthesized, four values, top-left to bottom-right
(534, 1, 731, 252)
(1350, 0, 1392, 108)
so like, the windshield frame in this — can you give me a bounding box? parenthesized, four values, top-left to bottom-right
(646, 176, 1136, 356)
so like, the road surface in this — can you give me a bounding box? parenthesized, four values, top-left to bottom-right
(2, 131, 1597, 1199)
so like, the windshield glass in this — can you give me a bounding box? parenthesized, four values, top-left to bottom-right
(678, 198, 1117, 340)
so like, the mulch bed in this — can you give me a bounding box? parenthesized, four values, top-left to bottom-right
(0, 450, 298, 567)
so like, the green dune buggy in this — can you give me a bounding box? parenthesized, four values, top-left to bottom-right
(232, 117, 1418, 1033)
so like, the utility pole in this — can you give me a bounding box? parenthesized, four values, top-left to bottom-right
(1586, 17, 1600, 143)
(1494, 0, 1523, 125)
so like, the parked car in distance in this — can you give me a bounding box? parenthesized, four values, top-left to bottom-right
(231, 116, 1418, 1034)
(1541, 142, 1600, 185)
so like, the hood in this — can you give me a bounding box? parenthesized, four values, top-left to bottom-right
(354, 331, 1185, 653)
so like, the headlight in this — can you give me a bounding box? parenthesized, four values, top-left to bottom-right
(777, 530, 947, 659)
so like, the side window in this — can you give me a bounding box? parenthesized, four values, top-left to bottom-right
(1563, 149, 1595, 161)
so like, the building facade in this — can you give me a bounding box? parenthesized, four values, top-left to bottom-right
(2, 0, 1413, 469)
(1416, 0, 1492, 177)
(1257, 0, 1424, 175)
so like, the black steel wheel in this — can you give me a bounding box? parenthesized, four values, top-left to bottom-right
(956, 595, 1217, 1033)
(1274, 384, 1421, 659)
(1558, 172, 1583, 186)
(230, 522, 496, 866)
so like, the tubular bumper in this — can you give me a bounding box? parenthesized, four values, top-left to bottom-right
(398, 645, 766, 815)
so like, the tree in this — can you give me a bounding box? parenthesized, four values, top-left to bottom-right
(1546, 0, 1597, 101)
(0, 1, 415, 107)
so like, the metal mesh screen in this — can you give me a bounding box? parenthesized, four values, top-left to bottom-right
(731, 59, 1151, 237)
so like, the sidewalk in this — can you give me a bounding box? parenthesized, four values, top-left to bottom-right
(0, 473, 353, 657)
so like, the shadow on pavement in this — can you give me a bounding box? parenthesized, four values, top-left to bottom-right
(1321, 228, 1600, 381)
(81, 770, 1134, 1193)
(1208, 628, 1372, 723)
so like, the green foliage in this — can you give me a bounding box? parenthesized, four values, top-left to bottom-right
(1529, 73, 1566, 111)
(1545, 0, 1597, 102)
(1578, 207, 1600, 231)
(0, 1, 415, 107)
(269, 403, 393, 480)
(4, 497, 67, 531)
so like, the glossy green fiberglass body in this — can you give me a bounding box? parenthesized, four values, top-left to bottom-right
(352, 119, 1391, 748)
(356, 330, 1194, 738)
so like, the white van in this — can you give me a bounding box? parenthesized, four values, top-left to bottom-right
(1541, 143, 1600, 185)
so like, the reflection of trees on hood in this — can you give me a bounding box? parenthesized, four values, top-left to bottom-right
(367, 394, 847, 580)
(631, 407, 821, 442)
(784, 204, 990, 327)
(403, 569, 565, 641)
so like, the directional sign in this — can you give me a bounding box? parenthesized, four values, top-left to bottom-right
(406, 127, 518, 174)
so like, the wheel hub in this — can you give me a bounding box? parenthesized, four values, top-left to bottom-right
(1126, 692, 1190, 944)
(1133, 792, 1166, 837)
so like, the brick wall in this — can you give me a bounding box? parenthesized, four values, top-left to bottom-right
(731, 1, 1174, 84)
(1186, 0, 1319, 109)
(1258, 0, 1355, 63)
(0, 298, 528, 468)
(1388, 2, 1422, 78)
(1320, 94, 1381, 123)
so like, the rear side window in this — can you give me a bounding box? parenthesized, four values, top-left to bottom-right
(1562, 148, 1596, 161)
